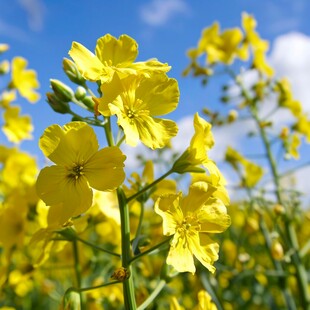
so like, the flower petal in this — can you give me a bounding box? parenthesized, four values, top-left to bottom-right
(136, 75, 179, 116)
(85, 146, 126, 191)
(69, 42, 110, 82)
(189, 233, 218, 273)
(39, 122, 98, 166)
(95, 34, 138, 67)
(199, 199, 231, 233)
(167, 231, 196, 274)
(154, 193, 182, 236)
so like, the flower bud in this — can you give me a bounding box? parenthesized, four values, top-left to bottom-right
(227, 110, 238, 123)
(81, 96, 95, 109)
(271, 240, 284, 261)
(0, 44, 9, 54)
(63, 289, 80, 310)
(50, 79, 74, 102)
(74, 86, 86, 100)
(62, 58, 85, 85)
(0, 60, 10, 74)
(46, 92, 70, 114)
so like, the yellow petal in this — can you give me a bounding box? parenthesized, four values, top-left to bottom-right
(154, 193, 182, 236)
(167, 231, 196, 274)
(39, 122, 98, 166)
(85, 146, 126, 191)
(136, 75, 179, 116)
(199, 199, 231, 233)
(95, 34, 138, 67)
(189, 233, 218, 273)
(69, 41, 111, 82)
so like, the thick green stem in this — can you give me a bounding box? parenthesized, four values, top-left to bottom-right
(117, 188, 137, 310)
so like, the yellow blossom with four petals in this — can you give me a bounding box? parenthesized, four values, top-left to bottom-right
(36, 121, 126, 224)
(155, 181, 231, 274)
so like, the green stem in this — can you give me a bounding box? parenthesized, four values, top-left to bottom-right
(251, 107, 310, 310)
(75, 236, 121, 258)
(127, 169, 174, 203)
(117, 188, 137, 310)
(68, 280, 122, 293)
(130, 237, 172, 264)
(137, 280, 166, 310)
(72, 239, 84, 310)
(104, 117, 115, 147)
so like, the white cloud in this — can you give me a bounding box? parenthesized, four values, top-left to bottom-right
(18, 0, 45, 32)
(269, 32, 310, 113)
(139, 0, 188, 27)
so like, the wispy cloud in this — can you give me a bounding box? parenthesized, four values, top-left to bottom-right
(0, 18, 30, 42)
(139, 0, 189, 27)
(18, 0, 46, 32)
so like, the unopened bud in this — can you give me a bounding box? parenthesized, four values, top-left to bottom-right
(46, 92, 70, 114)
(63, 289, 80, 310)
(271, 240, 284, 261)
(0, 44, 9, 54)
(63, 58, 85, 85)
(74, 86, 86, 100)
(227, 110, 238, 123)
(50, 79, 74, 102)
(0, 60, 9, 74)
(81, 96, 95, 109)
(273, 204, 285, 216)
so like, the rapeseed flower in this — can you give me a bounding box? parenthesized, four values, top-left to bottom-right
(96, 74, 179, 149)
(2, 106, 33, 143)
(11, 57, 40, 103)
(155, 181, 231, 274)
(242, 13, 274, 76)
(69, 34, 170, 84)
(36, 121, 126, 224)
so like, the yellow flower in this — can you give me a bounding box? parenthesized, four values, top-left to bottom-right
(294, 115, 310, 142)
(11, 57, 40, 103)
(2, 105, 33, 143)
(96, 74, 179, 149)
(0, 90, 16, 109)
(242, 13, 274, 76)
(173, 113, 227, 190)
(194, 290, 218, 310)
(274, 78, 302, 117)
(36, 121, 126, 224)
(155, 182, 231, 274)
(225, 146, 264, 187)
(194, 22, 246, 65)
(69, 34, 170, 84)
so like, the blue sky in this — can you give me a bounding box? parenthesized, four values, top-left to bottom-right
(1, 0, 310, 201)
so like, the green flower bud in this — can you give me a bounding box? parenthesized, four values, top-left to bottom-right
(63, 58, 85, 85)
(74, 86, 86, 100)
(63, 289, 80, 310)
(50, 79, 74, 102)
(46, 92, 70, 114)
(81, 96, 95, 109)
(172, 150, 205, 174)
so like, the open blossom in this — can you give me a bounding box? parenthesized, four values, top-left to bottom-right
(11, 57, 40, 103)
(2, 106, 33, 143)
(36, 121, 126, 224)
(69, 34, 170, 84)
(155, 181, 231, 274)
(95, 73, 179, 149)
